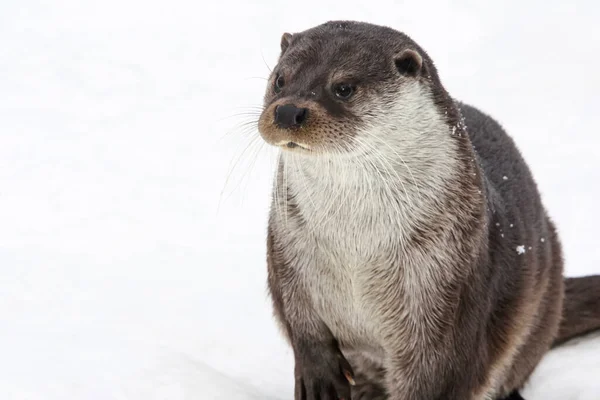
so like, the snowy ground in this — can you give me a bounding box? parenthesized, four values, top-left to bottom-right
(1, 1, 599, 399)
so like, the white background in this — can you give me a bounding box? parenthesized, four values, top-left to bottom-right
(1, 0, 599, 399)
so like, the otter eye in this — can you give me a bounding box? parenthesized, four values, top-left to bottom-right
(333, 83, 355, 100)
(274, 74, 285, 93)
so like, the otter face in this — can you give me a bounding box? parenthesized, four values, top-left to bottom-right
(257, 21, 437, 156)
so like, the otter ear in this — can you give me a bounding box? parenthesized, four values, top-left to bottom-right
(280, 32, 293, 53)
(394, 49, 423, 77)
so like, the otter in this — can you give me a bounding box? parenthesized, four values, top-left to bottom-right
(256, 21, 600, 400)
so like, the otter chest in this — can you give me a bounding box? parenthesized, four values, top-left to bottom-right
(305, 253, 376, 345)
(280, 163, 422, 346)
(291, 225, 396, 347)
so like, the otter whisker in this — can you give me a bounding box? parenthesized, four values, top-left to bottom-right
(216, 107, 263, 124)
(227, 113, 263, 120)
(226, 120, 260, 133)
(238, 138, 268, 197)
(217, 118, 260, 144)
(223, 109, 263, 116)
(218, 134, 262, 211)
(260, 50, 273, 73)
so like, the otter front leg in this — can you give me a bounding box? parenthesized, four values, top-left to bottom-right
(293, 336, 355, 400)
(272, 289, 355, 400)
(266, 230, 354, 400)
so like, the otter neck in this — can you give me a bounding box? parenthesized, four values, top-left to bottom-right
(275, 124, 483, 251)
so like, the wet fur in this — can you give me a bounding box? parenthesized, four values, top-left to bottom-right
(261, 21, 600, 400)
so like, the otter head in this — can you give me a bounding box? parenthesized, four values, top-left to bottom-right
(258, 21, 457, 158)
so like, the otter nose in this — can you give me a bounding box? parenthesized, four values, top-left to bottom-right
(274, 104, 308, 129)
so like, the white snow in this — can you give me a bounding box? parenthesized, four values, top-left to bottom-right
(1, 1, 599, 399)
(517, 246, 527, 255)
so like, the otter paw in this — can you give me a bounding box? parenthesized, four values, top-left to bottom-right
(498, 391, 525, 400)
(293, 341, 355, 400)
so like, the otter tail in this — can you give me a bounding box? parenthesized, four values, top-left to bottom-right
(552, 275, 600, 347)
